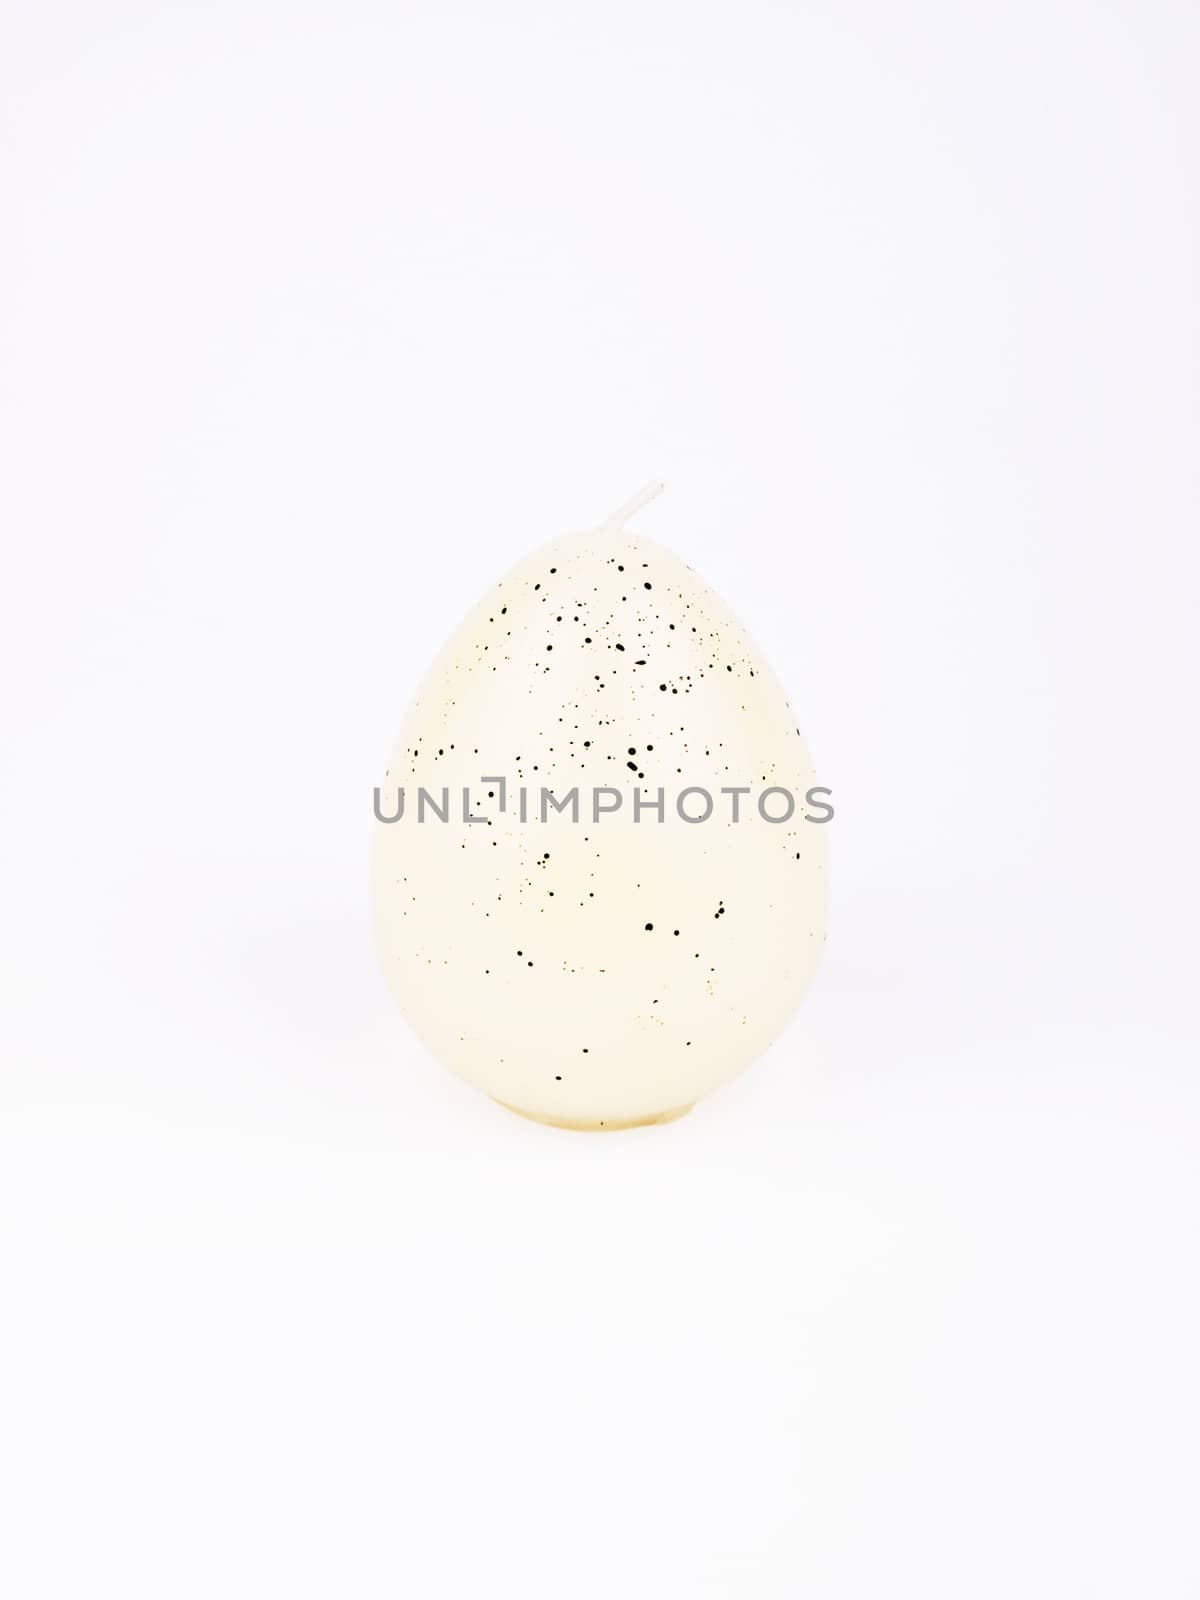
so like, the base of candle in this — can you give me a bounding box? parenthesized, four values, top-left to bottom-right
(492, 1098, 695, 1132)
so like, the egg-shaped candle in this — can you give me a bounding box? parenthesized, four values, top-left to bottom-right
(371, 487, 827, 1129)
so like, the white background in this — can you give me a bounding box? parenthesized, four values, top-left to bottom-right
(2, 1, 1198, 1594)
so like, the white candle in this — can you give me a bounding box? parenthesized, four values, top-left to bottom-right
(372, 490, 827, 1128)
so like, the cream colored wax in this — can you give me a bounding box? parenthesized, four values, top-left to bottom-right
(372, 488, 827, 1128)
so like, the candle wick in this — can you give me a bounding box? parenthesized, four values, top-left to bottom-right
(603, 481, 665, 530)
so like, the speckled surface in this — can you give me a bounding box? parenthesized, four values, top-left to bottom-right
(372, 511, 827, 1126)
